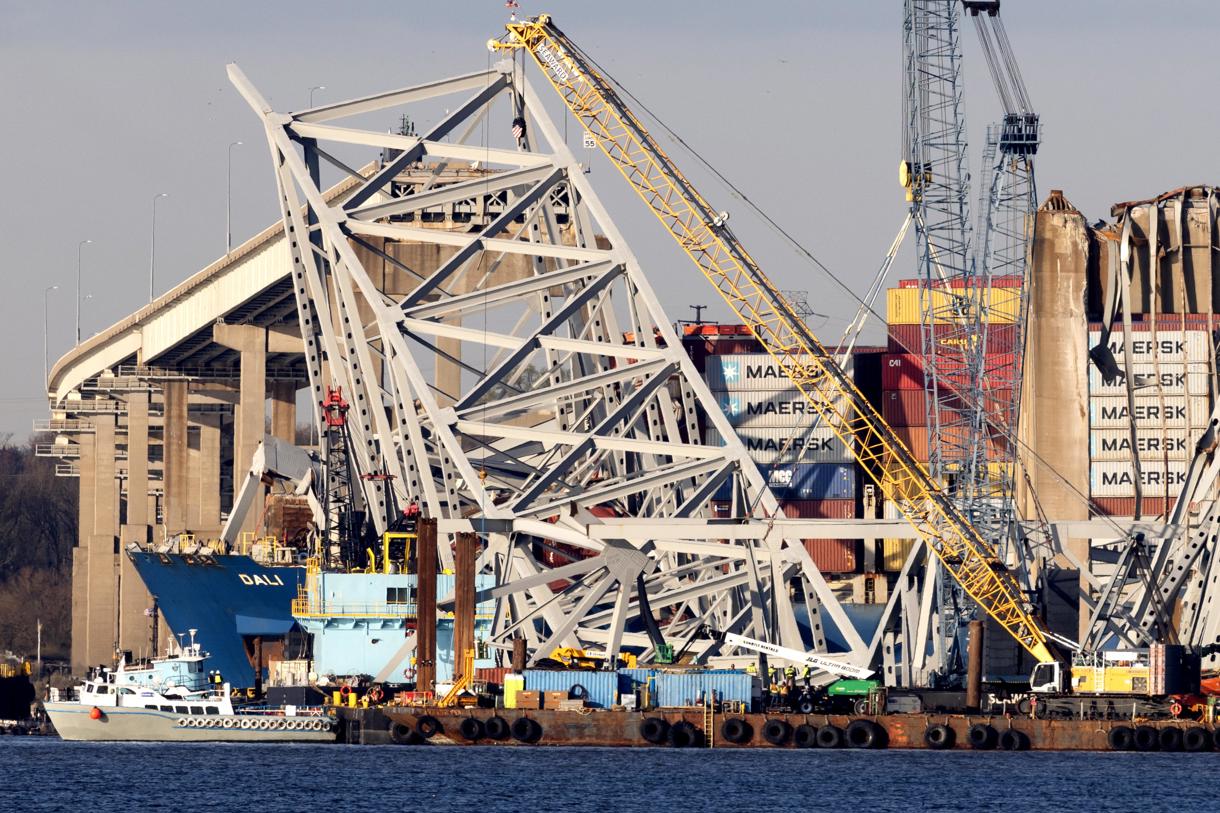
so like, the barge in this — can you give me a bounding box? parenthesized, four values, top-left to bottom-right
(335, 705, 1220, 752)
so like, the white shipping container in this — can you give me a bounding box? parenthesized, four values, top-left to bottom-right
(1087, 330, 1210, 364)
(704, 425, 852, 464)
(712, 388, 845, 428)
(1087, 362, 1212, 397)
(1090, 460, 1189, 497)
(1089, 428, 1193, 461)
(703, 353, 853, 392)
(1088, 395, 1211, 429)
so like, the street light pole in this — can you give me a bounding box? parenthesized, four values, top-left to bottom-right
(227, 141, 242, 254)
(309, 85, 326, 107)
(43, 285, 58, 388)
(150, 192, 168, 302)
(75, 239, 92, 345)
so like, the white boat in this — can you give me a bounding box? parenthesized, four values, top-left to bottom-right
(43, 630, 334, 742)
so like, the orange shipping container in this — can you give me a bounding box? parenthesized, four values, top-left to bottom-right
(802, 539, 858, 574)
(777, 499, 855, 519)
(1090, 496, 1170, 518)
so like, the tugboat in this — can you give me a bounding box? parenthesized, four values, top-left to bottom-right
(43, 630, 334, 742)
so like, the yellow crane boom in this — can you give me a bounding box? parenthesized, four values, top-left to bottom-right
(493, 14, 1054, 665)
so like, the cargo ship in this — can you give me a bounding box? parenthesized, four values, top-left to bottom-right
(127, 550, 305, 689)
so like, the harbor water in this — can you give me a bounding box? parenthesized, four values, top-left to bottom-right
(4, 738, 1214, 812)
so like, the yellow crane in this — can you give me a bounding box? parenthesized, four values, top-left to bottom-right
(491, 14, 1055, 666)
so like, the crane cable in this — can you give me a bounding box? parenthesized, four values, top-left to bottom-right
(558, 36, 1131, 542)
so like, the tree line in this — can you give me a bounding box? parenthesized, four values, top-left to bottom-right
(0, 436, 75, 658)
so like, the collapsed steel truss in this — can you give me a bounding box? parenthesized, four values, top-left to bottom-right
(228, 61, 872, 669)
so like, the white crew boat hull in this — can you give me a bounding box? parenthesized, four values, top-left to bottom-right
(44, 702, 335, 742)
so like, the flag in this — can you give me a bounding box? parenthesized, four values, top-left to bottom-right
(511, 116, 526, 142)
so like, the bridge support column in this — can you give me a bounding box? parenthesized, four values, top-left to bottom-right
(271, 381, 296, 443)
(86, 414, 119, 669)
(71, 429, 97, 674)
(213, 324, 266, 514)
(163, 380, 189, 534)
(196, 414, 222, 538)
(118, 391, 153, 657)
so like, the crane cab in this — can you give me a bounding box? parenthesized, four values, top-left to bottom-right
(1029, 661, 1064, 694)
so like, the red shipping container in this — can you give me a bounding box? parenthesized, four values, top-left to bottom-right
(1088, 315, 1217, 329)
(882, 354, 927, 390)
(802, 539, 858, 574)
(475, 667, 512, 685)
(881, 352, 1016, 392)
(897, 275, 1023, 289)
(706, 338, 763, 355)
(882, 390, 928, 426)
(890, 424, 1009, 461)
(682, 324, 754, 337)
(893, 425, 931, 460)
(778, 499, 856, 519)
(882, 389, 1016, 427)
(887, 323, 1018, 356)
(1090, 496, 1170, 518)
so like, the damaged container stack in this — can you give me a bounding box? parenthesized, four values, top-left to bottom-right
(685, 326, 860, 575)
(1087, 318, 1213, 516)
(878, 278, 1021, 571)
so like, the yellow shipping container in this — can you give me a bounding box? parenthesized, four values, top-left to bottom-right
(882, 539, 916, 571)
(880, 453, 1013, 497)
(503, 673, 524, 708)
(886, 286, 1020, 325)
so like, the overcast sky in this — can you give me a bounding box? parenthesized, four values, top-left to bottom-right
(2, 0, 1218, 437)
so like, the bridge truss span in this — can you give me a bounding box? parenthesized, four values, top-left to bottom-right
(227, 62, 870, 669)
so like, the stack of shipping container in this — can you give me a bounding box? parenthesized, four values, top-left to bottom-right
(1087, 318, 1214, 516)
(877, 278, 1021, 571)
(683, 326, 862, 575)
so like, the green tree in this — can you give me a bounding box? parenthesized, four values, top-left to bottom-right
(0, 437, 76, 656)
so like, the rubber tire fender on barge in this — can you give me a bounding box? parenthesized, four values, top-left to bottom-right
(1183, 727, 1212, 752)
(1133, 725, 1159, 752)
(792, 724, 817, 749)
(1107, 726, 1134, 751)
(815, 724, 844, 749)
(416, 715, 442, 740)
(640, 717, 670, 744)
(668, 721, 699, 748)
(484, 715, 511, 741)
(845, 720, 886, 749)
(512, 716, 542, 744)
(761, 719, 792, 746)
(923, 724, 954, 750)
(1158, 727, 1183, 752)
(967, 723, 997, 750)
(998, 729, 1029, 751)
(390, 722, 419, 745)
(720, 717, 752, 744)
(458, 717, 485, 742)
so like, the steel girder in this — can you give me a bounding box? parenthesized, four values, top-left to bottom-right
(228, 62, 869, 669)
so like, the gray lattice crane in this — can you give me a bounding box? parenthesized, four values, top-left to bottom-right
(901, 0, 990, 671)
(963, 1, 1039, 559)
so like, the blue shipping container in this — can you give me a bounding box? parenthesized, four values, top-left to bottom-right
(522, 669, 618, 709)
(653, 670, 755, 709)
(714, 463, 856, 501)
(617, 668, 656, 695)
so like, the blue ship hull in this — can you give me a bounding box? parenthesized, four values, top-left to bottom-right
(128, 552, 304, 688)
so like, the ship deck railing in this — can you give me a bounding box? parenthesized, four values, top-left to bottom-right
(292, 599, 493, 620)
